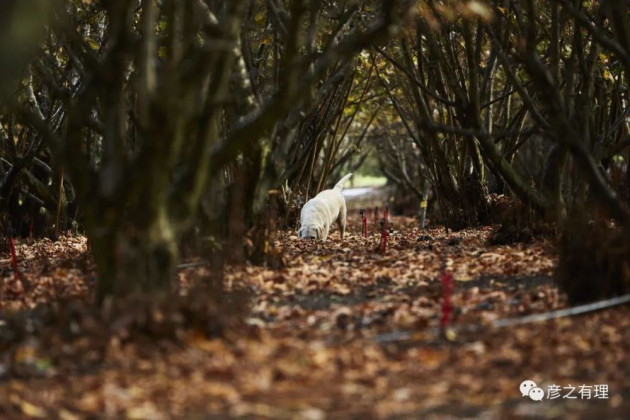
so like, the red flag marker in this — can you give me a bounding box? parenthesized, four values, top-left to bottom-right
(360, 209, 368, 237)
(380, 218, 389, 253)
(440, 271, 453, 329)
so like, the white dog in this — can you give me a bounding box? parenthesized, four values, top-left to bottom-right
(298, 173, 353, 240)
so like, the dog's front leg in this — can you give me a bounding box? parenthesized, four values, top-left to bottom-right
(322, 224, 330, 240)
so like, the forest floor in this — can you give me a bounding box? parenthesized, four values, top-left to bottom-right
(1, 216, 629, 419)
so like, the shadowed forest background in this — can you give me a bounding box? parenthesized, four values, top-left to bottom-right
(0, 0, 629, 418)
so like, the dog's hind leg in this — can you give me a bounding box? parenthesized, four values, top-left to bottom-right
(337, 203, 347, 238)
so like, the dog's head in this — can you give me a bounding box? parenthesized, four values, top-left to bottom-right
(298, 225, 323, 240)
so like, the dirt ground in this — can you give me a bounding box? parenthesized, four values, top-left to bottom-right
(1, 216, 629, 419)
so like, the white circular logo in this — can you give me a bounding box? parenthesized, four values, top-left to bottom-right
(520, 380, 537, 397)
(528, 387, 545, 401)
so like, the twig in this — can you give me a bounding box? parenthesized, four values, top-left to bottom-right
(177, 261, 209, 270)
(55, 168, 65, 236)
(493, 294, 630, 328)
(375, 293, 630, 344)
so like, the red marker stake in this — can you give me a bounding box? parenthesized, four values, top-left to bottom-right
(360, 210, 368, 237)
(440, 271, 453, 329)
(380, 218, 389, 253)
(10, 238, 22, 279)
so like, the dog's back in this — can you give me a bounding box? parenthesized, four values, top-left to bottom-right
(310, 173, 353, 219)
(308, 189, 345, 220)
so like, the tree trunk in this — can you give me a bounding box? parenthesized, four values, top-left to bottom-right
(90, 207, 177, 301)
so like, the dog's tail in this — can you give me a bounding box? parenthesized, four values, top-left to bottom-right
(334, 173, 353, 190)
